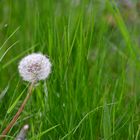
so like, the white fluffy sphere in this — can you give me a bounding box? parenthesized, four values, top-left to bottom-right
(18, 53, 52, 82)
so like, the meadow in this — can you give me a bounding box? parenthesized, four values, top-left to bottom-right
(0, 0, 140, 139)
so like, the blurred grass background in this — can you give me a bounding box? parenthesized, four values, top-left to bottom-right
(0, 0, 140, 139)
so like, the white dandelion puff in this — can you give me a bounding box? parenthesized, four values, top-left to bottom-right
(18, 53, 52, 82)
(1, 53, 52, 137)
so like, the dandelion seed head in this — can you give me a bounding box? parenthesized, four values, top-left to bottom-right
(18, 53, 52, 82)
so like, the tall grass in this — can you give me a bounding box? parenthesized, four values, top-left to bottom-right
(0, 0, 140, 139)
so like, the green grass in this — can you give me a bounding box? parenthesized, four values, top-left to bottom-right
(0, 0, 140, 139)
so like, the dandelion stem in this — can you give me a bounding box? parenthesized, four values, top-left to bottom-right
(0, 82, 34, 140)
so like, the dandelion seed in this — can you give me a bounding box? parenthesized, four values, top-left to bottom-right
(18, 53, 52, 82)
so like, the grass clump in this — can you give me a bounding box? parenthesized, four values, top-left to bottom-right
(0, 0, 140, 139)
